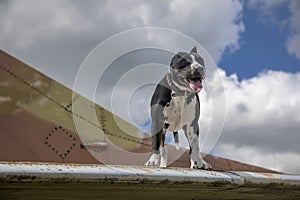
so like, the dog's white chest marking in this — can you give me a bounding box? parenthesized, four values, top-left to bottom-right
(163, 93, 197, 132)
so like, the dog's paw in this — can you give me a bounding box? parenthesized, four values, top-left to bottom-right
(145, 153, 160, 167)
(190, 159, 212, 170)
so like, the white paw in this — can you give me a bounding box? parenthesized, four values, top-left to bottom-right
(145, 153, 160, 167)
(190, 159, 212, 170)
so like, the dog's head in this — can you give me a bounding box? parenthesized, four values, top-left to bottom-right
(169, 47, 206, 93)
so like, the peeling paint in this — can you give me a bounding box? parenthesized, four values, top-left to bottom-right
(1, 162, 300, 186)
(260, 173, 275, 179)
(0, 162, 242, 184)
(0, 81, 9, 86)
(1, 162, 300, 199)
(233, 171, 300, 185)
(32, 80, 43, 87)
(0, 96, 11, 103)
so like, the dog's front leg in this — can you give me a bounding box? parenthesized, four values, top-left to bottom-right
(145, 129, 167, 167)
(184, 125, 212, 170)
(159, 132, 167, 167)
(145, 109, 165, 167)
(145, 129, 161, 166)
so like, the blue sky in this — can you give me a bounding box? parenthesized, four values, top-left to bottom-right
(221, 2, 299, 79)
(0, 0, 299, 174)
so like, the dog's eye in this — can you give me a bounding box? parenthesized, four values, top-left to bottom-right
(178, 59, 189, 68)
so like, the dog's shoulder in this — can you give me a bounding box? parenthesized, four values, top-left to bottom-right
(151, 76, 172, 107)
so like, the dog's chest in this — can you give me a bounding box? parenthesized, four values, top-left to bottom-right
(163, 93, 198, 132)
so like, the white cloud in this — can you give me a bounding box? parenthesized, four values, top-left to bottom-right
(213, 69, 300, 174)
(105, 0, 244, 63)
(217, 144, 300, 174)
(0, 0, 95, 49)
(0, 0, 244, 83)
(157, 0, 245, 62)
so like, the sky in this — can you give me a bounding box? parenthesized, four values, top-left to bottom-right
(220, 0, 300, 78)
(0, 0, 300, 174)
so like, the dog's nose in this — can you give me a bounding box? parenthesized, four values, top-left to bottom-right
(192, 64, 205, 79)
(191, 67, 202, 78)
(193, 70, 201, 78)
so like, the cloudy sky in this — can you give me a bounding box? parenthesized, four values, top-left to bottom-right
(1, 0, 300, 174)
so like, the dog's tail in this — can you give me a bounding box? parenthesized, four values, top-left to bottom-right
(173, 132, 180, 150)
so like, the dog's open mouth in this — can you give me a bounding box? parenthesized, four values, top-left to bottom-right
(187, 77, 203, 93)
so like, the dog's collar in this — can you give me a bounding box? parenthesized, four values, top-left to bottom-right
(171, 91, 194, 99)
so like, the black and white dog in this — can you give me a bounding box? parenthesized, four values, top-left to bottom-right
(145, 47, 212, 170)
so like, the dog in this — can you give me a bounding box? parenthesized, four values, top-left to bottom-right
(145, 47, 212, 170)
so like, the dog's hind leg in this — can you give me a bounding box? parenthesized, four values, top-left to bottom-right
(159, 131, 167, 167)
(173, 131, 180, 150)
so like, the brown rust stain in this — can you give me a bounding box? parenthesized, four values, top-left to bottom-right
(259, 173, 275, 179)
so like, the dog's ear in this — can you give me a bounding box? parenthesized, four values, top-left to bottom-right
(191, 46, 197, 53)
(170, 54, 181, 67)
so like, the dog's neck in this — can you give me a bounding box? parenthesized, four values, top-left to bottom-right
(166, 71, 193, 97)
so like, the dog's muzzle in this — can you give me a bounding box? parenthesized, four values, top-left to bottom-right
(187, 65, 204, 93)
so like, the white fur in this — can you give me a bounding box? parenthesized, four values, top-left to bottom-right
(144, 146, 167, 167)
(191, 54, 197, 66)
(144, 153, 160, 167)
(163, 93, 197, 132)
(190, 54, 205, 79)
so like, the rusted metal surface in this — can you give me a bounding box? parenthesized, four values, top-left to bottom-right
(0, 49, 281, 173)
(1, 162, 300, 185)
(234, 171, 300, 185)
(1, 163, 300, 200)
(0, 162, 243, 184)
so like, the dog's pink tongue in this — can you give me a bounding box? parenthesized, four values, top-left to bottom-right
(189, 79, 202, 93)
